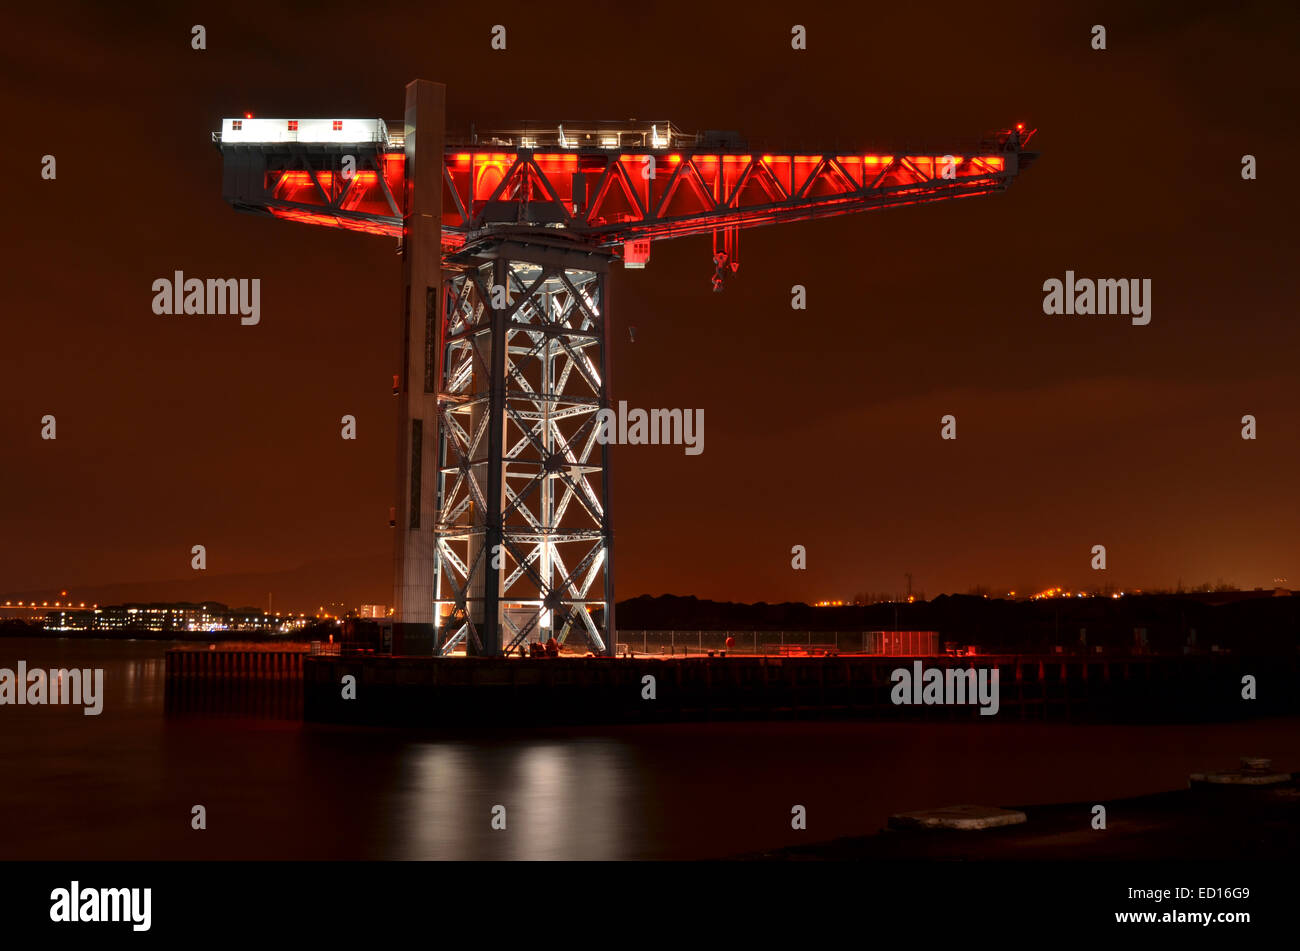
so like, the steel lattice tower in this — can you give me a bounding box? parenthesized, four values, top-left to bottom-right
(435, 239, 614, 656)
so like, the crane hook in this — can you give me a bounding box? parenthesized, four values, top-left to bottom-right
(711, 251, 729, 292)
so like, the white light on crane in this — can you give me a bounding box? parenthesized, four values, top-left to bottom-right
(219, 117, 388, 144)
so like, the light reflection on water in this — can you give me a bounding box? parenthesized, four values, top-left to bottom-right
(391, 742, 631, 860)
(1, 637, 1298, 860)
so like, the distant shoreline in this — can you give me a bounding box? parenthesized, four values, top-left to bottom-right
(0, 628, 312, 644)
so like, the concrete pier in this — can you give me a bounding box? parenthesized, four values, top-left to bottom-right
(297, 652, 1300, 727)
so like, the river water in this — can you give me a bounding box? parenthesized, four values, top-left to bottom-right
(1, 637, 1296, 860)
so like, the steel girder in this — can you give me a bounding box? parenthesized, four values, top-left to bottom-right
(439, 148, 1018, 247)
(432, 238, 615, 657)
(216, 133, 1034, 254)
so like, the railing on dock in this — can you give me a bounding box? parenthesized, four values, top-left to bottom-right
(164, 645, 306, 718)
(613, 630, 941, 656)
(165, 646, 307, 679)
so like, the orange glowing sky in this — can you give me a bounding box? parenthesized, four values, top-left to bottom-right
(1, 1, 1297, 612)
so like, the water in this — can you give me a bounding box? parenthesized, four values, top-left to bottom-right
(1, 637, 1296, 860)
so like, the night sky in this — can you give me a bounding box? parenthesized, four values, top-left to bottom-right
(3, 0, 1296, 612)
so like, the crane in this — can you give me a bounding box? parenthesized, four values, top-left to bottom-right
(213, 80, 1038, 660)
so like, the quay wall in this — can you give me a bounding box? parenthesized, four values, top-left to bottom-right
(297, 653, 1299, 727)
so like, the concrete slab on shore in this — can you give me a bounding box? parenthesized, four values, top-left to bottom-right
(888, 804, 1027, 831)
(734, 780, 1300, 860)
(1189, 770, 1292, 785)
(1189, 756, 1293, 786)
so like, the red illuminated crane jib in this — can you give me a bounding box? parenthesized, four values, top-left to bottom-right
(229, 126, 1038, 285)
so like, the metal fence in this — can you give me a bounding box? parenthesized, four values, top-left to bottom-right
(611, 631, 940, 656)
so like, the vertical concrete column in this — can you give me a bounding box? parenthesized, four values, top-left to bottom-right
(393, 79, 445, 656)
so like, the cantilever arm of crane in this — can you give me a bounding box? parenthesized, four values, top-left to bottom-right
(217, 127, 1035, 286)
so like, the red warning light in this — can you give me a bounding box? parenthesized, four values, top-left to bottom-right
(1016, 123, 1024, 130)
(244, 112, 253, 119)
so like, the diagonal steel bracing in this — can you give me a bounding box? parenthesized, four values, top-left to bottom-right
(433, 238, 615, 657)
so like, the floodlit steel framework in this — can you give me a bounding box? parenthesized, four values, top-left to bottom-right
(218, 116, 1037, 286)
(213, 79, 1037, 657)
(434, 238, 613, 656)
